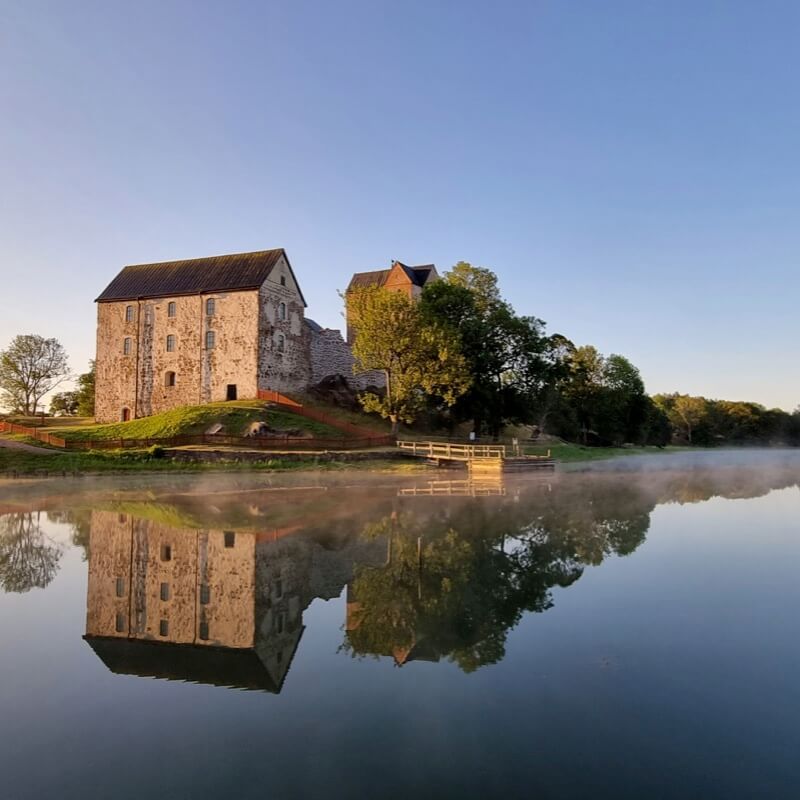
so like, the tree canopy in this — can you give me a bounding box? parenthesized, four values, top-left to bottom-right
(349, 287, 471, 432)
(0, 334, 69, 415)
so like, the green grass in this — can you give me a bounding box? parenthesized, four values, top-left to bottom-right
(524, 441, 688, 462)
(0, 446, 428, 477)
(49, 401, 339, 441)
(289, 393, 392, 434)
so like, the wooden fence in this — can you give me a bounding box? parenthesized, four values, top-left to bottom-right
(0, 421, 66, 447)
(256, 389, 384, 438)
(1, 418, 394, 452)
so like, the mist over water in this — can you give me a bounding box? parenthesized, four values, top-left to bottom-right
(1, 451, 799, 799)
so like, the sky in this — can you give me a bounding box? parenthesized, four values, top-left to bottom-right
(2, 0, 799, 409)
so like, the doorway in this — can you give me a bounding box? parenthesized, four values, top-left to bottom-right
(226, 384, 237, 401)
(121, 407, 131, 422)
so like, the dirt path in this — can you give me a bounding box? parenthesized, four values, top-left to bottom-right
(0, 437, 53, 455)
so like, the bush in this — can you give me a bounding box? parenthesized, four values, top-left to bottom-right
(148, 445, 166, 459)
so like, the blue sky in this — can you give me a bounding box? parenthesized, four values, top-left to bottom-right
(2, 0, 799, 408)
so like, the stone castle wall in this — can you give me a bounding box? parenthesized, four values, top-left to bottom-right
(309, 327, 385, 391)
(95, 291, 260, 424)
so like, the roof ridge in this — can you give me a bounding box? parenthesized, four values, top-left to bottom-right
(124, 248, 284, 269)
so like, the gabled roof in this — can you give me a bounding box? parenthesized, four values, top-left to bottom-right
(83, 635, 282, 693)
(346, 261, 437, 292)
(346, 268, 392, 291)
(96, 248, 307, 306)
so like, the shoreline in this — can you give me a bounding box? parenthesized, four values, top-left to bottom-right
(1, 442, 797, 482)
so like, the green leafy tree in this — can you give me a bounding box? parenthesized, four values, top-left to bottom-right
(349, 287, 471, 433)
(655, 393, 708, 444)
(420, 264, 554, 437)
(50, 391, 79, 416)
(75, 361, 96, 417)
(0, 334, 70, 415)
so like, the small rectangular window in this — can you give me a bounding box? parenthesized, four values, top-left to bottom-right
(205, 330, 215, 350)
(115, 577, 125, 597)
(125, 305, 134, 323)
(224, 531, 235, 548)
(123, 337, 132, 356)
(276, 333, 285, 353)
(167, 301, 176, 318)
(165, 371, 176, 388)
(280, 275, 286, 286)
(115, 613, 126, 633)
(160, 544, 172, 562)
(166, 334, 176, 352)
(200, 584, 210, 605)
(206, 298, 215, 316)
(159, 619, 169, 637)
(160, 582, 170, 601)
(277, 612, 286, 634)
(199, 621, 209, 640)
(275, 579, 283, 599)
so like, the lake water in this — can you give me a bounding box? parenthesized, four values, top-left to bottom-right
(1, 452, 799, 799)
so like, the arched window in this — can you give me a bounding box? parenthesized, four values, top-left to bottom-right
(205, 330, 215, 350)
(206, 298, 215, 316)
(165, 371, 176, 388)
(167, 301, 176, 318)
(276, 333, 285, 353)
(125, 305, 134, 323)
(123, 337, 132, 355)
(278, 302, 286, 321)
(166, 334, 176, 352)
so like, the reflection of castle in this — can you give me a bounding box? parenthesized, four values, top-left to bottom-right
(83, 511, 383, 693)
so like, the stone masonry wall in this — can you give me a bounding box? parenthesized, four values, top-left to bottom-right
(95, 291, 260, 423)
(309, 327, 385, 390)
(257, 254, 311, 394)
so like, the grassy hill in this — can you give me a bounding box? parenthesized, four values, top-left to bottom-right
(50, 400, 340, 441)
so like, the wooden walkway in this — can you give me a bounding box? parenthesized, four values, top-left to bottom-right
(397, 440, 555, 474)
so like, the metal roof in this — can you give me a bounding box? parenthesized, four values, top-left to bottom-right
(95, 248, 306, 306)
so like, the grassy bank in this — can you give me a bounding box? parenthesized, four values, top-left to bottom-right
(0, 446, 428, 477)
(50, 401, 338, 441)
(0, 438, 691, 478)
(524, 441, 689, 462)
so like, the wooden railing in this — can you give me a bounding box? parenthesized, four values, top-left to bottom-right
(397, 440, 509, 460)
(64, 433, 396, 451)
(256, 389, 385, 439)
(0, 419, 394, 452)
(0, 421, 66, 447)
(1, 393, 393, 452)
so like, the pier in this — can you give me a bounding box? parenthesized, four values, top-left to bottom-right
(396, 440, 555, 474)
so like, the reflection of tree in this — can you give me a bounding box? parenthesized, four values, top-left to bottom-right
(0, 513, 63, 593)
(47, 509, 92, 560)
(344, 481, 654, 673)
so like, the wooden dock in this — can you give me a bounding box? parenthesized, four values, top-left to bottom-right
(396, 440, 555, 474)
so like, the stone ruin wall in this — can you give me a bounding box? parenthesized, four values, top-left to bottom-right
(308, 327, 385, 391)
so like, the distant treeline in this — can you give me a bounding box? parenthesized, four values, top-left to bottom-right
(651, 394, 800, 447)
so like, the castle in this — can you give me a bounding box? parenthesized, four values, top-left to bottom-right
(94, 248, 436, 423)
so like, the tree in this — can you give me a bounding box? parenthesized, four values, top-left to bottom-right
(74, 361, 95, 416)
(50, 391, 79, 416)
(349, 287, 471, 433)
(655, 393, 708, 444)
(0, 335, 70, 415)
(420, 264, 553, 437)
(0, 513, 63, 593)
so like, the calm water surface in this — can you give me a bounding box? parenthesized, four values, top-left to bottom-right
(1, 452, 799, 799)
